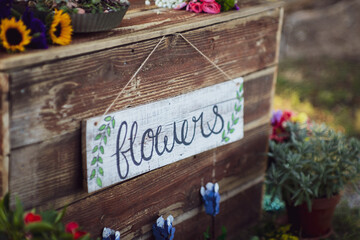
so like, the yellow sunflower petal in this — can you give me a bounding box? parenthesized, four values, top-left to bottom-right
(0, 17, 32, 52)
(49, 9, 73, 46)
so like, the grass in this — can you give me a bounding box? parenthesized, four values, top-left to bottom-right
(274, 58, 360, 138)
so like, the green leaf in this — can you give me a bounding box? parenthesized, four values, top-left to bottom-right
(107, 126, 111, 137)
(227, 122, 231, 131)
(222, 130, 226, 139)
(104, 116, 112, 122)
(236, 91, 241, 101)
(112, 119, 115, 129)
(55, 207, 67, 224)
(99, 124, 106, 131)
(230, 128, 235, 133)
(90, 169, 96, 180)
(98, 156, 103, 163)
(13, 197, 24, 227)
(233, 118, 239, 125)
(91, 157, 97, 165)
(100, 146, 104, 154)
(96, 177, 102, 187)
(103, 135, 107, 145)
(99, 167, 104, 176)
(235, 104, 242, 112)
(231, 113, 235, 121)
(225, 137, 230, 142)
(95, 134, 102, 140)
(92, 146, 98, 153)
(25, 222, 54, 232)
(239, 83, 243, 93)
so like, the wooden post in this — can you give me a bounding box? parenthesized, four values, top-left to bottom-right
(0, 73, 9, 198)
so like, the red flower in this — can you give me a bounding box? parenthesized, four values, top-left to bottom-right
(202, 1, 221, 13)
(24, 213, 42, 224)
(74, 231, 87, 239)
(187, 2, 202, 13)
(66, 222, 79, 233)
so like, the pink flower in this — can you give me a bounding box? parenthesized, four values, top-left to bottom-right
(200, 0, 215, 3)
(75, 8, 85, 14)
(202, 1, 221, 14)
(174, 2, 187, 9)
(186, 2, 203, 13)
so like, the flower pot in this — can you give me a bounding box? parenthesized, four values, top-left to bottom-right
(287, 194, 341, 238)
(70, 6, 129, 33)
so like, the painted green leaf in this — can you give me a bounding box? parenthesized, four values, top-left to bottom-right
(91, 157, 97, 165)
(232, 113, 235, 121)
(95, 134, 102, 140)
(99, 124, 106, 131)
(98, 156, 103, 163)
(99, 167, 104, 176)
(90, 169, 96, 180)
(236, 91, 241, 101)
(103, 135, 107, 145)
(225, 137, 230, 142)
(112, 119, 115, 129)
(233, 118, 239, 125)
(239, 83, 243, 93)
(100, 146, 104, 154)
(235, 104, 242, 112)
(104, 116, 112, 122)
(92, 146, 98, 153)
(230, 128, 235, 134)
(96, 177, 102, 187)
(107, 126, 111, 137)
(222, 130, 226, 139)
(227, 122, 231, 131)
(238, 97, 243, 102)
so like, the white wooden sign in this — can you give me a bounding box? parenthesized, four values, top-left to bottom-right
(83, 78, 244, 192)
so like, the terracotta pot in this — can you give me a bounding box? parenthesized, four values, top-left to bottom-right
(287, 194, 341, 238)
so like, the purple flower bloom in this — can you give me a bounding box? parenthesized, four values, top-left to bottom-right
(0, 0, 12, 19)
(200, 182, 220, 216)
(152, 215, 175, 240)
(271, 110, 283, 126)
(234, 3, 240, 10)
(22, 8, 48, 49)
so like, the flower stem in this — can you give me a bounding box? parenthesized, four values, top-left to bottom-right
(212, 215, 215, 240)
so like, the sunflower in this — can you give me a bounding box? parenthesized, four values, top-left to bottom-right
(0, 17, 31, 52)
(49, 9, 73, 46)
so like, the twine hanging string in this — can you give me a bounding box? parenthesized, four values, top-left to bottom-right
(102, 33, 235, 117)
(103, 35, 166, 116)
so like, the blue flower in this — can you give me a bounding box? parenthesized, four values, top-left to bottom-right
(200, 182, 220, 216)
(152, 215, 175, 240)
(102, 227, 120, 240)
(21, 8, 48, 49)
(0, 0, 12, 20)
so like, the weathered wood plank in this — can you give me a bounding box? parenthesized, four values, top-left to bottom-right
(0, 3, 282, 71)
(0, 73, 9, 197)
(173, 182, 263, 240)
(9, 10, 279, 149)
(9, 70, 273, 209)
(61, 123, 269, 239)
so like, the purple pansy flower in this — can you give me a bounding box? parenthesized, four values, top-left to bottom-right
(0, 0, 12, 19)
(152, 215, 175, 240)
(234, 3, 240, 10)
(200, 182, 220, 216)
(102, 227, 120, 240)
(271, 110, 283, 126)
(22, 8, 48, 49)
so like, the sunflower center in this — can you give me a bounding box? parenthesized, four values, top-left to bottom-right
(5, 28, 23, 45)
(54, 24, 62, 38)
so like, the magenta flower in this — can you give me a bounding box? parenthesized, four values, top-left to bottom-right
(202, 1, 221, 14)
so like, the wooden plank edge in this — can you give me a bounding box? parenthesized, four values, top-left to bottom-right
(131, 174, 264, 240)
(11, 66, 275, 150)
(0, 74, 10, 197)
(0, 2, 284, 71)
(81, 120, 89, 193)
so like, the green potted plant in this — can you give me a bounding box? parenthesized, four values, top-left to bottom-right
(266, 122, 360, 239)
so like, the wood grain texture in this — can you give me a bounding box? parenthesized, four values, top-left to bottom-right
(9, 10, 280, 149)
(9, 70, 274, 210)
(0, 2, 282, 71)
(0, 73, 9, 197)
(61, 123, 269, 239)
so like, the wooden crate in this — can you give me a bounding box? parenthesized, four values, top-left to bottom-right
(0, 0, 283, 239)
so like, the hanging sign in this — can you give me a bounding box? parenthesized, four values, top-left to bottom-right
(83, 78, 244, 192)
